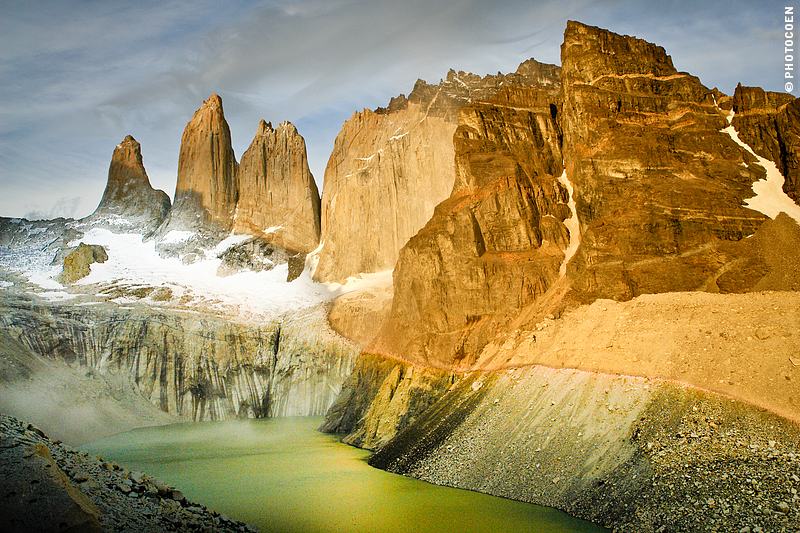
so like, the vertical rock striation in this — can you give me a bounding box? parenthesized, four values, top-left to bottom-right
(1, 294, 358, 421)
(233, 120, 321, 254)
(87, 135, 171, 232)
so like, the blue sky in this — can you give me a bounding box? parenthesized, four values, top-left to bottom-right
(0, 0, 792, 218)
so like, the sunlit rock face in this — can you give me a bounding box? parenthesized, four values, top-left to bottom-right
(313, 64, 560, 283)
(233, 120, 321, 254)
(86, 135, 171, 233)
(559, 21, 781, 304)
(328, 21, 800, 433)
(369, 60, 569, 368)
(155, 93, 239, 251)
(1, 294, 358, 421)
(731, 84, 800, 203)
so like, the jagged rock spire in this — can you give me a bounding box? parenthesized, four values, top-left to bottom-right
(233, 120, 321, 253)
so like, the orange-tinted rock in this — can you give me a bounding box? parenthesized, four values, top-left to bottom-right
(369, 61, 568, 367)
(163, 93, 239, 235)
(313, 64, 558, 283)
(233, 120, 320, 253)
(90, 135, 170, 231)
(560, 21, 769, 304)
(731, 84, 800, 203)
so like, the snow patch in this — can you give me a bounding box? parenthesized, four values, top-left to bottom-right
(722, 110, 800, 224)
(557, 170, 581, 276)
(161, 230, 195, 244)
(69, 228, 337, 318)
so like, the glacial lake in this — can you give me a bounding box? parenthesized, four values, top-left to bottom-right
(83, 417, 604, 532)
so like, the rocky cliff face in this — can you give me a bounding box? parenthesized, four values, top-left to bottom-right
(369, 61, 568, 368)
(156, 93, 239, 248)
(233, 120, 321, 254)
(323, 21, 800, 532)
(313, 90, 456, 282)
(1, 292, 357, 421)
(560, 21, 782, 305)
(87, 135, 171, 233)
(363, 22, 800, 370)
(313, 64, 558, 283)
(731, 84, 800, 203)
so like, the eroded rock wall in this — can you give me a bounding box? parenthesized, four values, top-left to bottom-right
(1, 294, 357, 421)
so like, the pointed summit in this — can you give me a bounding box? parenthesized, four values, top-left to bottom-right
(162, 92, 239, 235)
(233, 120, 321, 253)
(255, 119, 274, 136)
(88, 135, 170, 232)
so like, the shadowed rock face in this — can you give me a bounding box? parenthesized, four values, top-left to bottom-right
(369, 60, 569, 367)
(731, 84, 800, 203)
(88, 135, 170, 232)
(233, 120, 321, 254)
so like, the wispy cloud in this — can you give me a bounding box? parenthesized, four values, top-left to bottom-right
(0, 0, 788, 218)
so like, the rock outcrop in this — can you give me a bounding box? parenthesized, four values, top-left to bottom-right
(59, 243, 108, 284)
(313, 64, 559, 282)
(87, 135, 171, 233)
(156, 93, 238, 250)
(233, 120, 321, 254)
(369, 60, 568, 368)
(731, 84, 800, 203)
(560, 21, 776, 305)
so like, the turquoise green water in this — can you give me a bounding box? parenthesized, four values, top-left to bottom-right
(83, 417, 604, 533)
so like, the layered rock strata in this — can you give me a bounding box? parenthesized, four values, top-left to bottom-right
(560, 21, 777, 305)
(86, 135, 171, 233)
(234, 120, 321, 253)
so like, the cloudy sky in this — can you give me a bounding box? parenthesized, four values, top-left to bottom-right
(0, 0, 791, 219)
